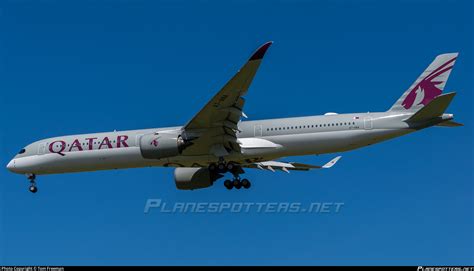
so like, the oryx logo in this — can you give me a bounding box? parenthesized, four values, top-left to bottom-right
(151, 138, 159, 147)
(402, 56, 456, 109)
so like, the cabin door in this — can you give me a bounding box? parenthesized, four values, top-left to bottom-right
(254, 125, 263, 137)
(364, 117, 373, 130)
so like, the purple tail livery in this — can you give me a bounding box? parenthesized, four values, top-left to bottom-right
(390, 53, 458, 112)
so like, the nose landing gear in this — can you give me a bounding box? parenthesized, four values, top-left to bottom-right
(27, 174, 37, 193)
(29, 185, 38, 193)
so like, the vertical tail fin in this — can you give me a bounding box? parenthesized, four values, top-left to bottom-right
(389, 53, 458, 112)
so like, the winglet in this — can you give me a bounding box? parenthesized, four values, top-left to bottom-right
(249, 41, 273, 61)
(322, 156, 342, 169)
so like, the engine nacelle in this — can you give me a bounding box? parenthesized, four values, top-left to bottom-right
(139, 132, 185, 159)
(174, 167, 222, 190)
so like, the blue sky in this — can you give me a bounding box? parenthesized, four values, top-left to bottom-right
(0, 0, 472, 265)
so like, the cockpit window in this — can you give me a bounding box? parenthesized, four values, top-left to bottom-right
(18, 149, 25, 154)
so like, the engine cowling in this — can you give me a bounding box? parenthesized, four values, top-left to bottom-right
(139, 132, 185, 159)
(174, 167, 223, 190)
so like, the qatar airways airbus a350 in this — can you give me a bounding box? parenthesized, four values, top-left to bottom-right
(7, 42, 461, 193)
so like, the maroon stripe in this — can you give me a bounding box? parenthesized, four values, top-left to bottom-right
(424, 56, 457, 80)
(426, 65, 454, 82)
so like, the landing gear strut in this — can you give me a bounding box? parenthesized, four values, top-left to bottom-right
(27, 174, 37, 193)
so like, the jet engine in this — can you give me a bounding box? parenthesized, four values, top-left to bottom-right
(139, 132, 186, 159)
(174, 167, 223, 190)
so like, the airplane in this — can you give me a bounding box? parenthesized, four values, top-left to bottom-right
(6, 41, 462, 193)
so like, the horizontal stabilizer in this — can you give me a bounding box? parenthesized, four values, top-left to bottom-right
(436, 120, 464, 127)
(406, 92, 456, 123)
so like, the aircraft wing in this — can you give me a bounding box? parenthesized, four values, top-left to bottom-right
(181, 42, 273, 156)
(242, 156, 342, 172)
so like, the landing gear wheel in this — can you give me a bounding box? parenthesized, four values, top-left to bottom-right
(209, 164, 217, 172)
(224, 180, 233, 190)
(26, 174, 37, 193)
(29, 185, 38, 193)
(226, 163, 234, 171)
(233, 179, 242, 189)
(217, 163, 226, 172)
(241, 179, 251, 189)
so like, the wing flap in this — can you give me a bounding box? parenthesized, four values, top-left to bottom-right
(243, 156, 342, 172)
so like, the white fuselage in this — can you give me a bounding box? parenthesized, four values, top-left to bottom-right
(7, 112, 415, 175)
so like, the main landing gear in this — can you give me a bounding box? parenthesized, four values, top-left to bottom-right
(208, 161, 251, 190)
(208, 161, 234, 173)
(27, 173, 38, 193)
(223, 177, 251, 190)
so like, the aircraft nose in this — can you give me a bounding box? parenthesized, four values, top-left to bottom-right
(6, 159, 15, 172)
